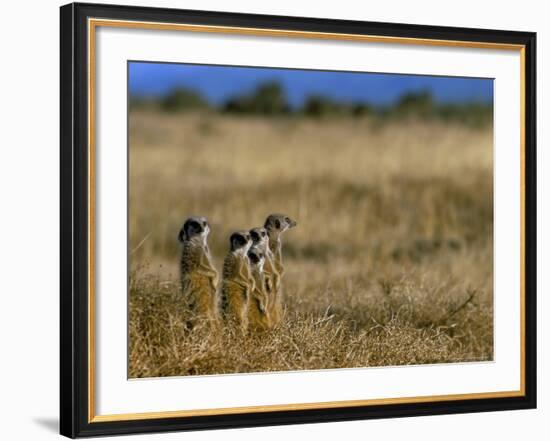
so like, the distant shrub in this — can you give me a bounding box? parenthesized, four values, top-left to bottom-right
(302, 95, 372, 118)
(393, 90, 435, 118)
(381, 90, 492, 127)
(223, 81, 290, 115)
(352, 103, 372, 117)
(302, 95, 346, 117)
(438, 102, 493, 128)
(129, 96, 158, 112)
(138, 83, 491, 126)
(161, 88, 210, 112)
(223, 96, 252, 114)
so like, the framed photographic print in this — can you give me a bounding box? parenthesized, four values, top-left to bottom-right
(60, 2, 537, 438)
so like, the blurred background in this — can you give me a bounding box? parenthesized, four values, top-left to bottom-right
(129, 62, 492, 124)
(129, 62, 494, 376)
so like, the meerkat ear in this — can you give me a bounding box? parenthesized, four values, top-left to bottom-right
(178, 228, 185, 242)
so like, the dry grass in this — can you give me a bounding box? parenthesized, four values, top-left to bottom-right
(129, 111, 493, 378)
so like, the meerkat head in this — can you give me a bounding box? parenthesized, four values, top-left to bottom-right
(264, 214, 297, 242)
(250, 227, 269, 251)
(248, 246, 265, 272)
(229, 230, 252, 256)
(178, 216, 210, 245)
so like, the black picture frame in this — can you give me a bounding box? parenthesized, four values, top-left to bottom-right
(60, 2, 537, 438)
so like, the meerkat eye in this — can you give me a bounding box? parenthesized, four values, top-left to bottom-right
(275, 219, 281, 229)
(232, 234, 244, 248)
(261, 231, 266, 237)
(187, 221, 201, 234)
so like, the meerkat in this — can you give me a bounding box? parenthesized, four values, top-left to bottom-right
(178, 216, 219, 328)
(219, 231, 254, 332)
(247, 246, 271, 332)
(264, 214, 297, 326)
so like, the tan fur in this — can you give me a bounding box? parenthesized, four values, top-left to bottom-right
(263, 248, 280, 296)
(268, 241, 284, 325)
(179, 241, 219, 326)
(248, 262, 271, 332)
(249, 243, 280, 329)
(220, 252, 255, 331)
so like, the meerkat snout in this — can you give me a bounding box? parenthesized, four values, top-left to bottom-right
(285, 216, 297, 229)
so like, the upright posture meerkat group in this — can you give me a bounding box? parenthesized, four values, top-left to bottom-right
(178, 213, 297, 333)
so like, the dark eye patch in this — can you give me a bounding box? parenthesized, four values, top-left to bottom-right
(251, 231, 259, 242)
(184, 219, 203, 239)
(275, 219, 281, 229)
(231, 233, 247, 249)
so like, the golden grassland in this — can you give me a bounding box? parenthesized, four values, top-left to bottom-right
(129, 111, 493, 378)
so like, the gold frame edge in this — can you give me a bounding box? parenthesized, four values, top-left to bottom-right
(87, 18, 527, 423)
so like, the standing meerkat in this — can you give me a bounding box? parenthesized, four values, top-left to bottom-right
(247, 246, 271, 332)
(178, 216, 219, 328)
(219, 231, 254, 332)
(264, 214, 297, 326)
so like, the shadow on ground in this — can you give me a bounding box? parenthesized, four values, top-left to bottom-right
(32, 417, 58, 433)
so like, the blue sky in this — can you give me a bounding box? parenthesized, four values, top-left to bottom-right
(129, 62, 493, 107)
